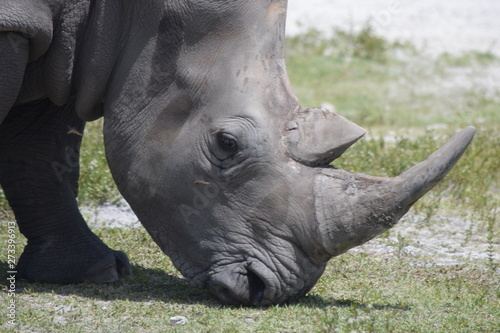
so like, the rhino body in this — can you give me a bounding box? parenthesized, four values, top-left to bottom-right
(0, 0, 474, 306)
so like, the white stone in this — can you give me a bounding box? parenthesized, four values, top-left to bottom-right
(170, 316, 188, 326)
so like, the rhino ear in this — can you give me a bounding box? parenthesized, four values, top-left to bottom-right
(75, 1, 124, 121)
(285, 108, 366, 166)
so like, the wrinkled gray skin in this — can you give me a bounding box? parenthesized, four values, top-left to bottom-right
(0, 0, 475, 306)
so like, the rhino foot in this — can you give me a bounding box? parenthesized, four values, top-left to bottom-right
(16, 232, 132, 284)
(85, 250, 132, 284)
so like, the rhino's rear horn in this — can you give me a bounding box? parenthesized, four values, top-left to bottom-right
(285, 107, 366, 166)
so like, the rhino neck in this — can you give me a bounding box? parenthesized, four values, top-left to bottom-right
(74, 0, 128, 121)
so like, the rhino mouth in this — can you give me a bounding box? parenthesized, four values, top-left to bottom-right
(207, 261, 281, 306)
(205, 255, 319, 306)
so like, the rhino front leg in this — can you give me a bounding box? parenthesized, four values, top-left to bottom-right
(0, 99, 132, 284)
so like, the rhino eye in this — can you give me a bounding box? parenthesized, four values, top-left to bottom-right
(217, 133, 238, 153)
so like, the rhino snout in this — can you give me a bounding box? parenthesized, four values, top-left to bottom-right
(207, 261, 279, 307)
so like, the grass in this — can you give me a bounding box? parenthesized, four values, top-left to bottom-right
(1, 27, 499, 331)
(286, 26, 499, 128)
(1, 228, 498, 332)
(77, 121, 121, 205)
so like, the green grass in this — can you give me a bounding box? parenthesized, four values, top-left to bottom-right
(1, 227, 498, 332)
(1, 27, 499, 331)
(77, 121, 121, 205)
(286, 26, 499, 128)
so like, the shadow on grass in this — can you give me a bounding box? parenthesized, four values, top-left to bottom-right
(1, 261, 218, 306)
(296, 293, 410, 311)
(1, 261, 410, 311)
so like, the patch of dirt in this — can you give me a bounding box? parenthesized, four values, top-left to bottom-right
(82, 199, 140, 229)
(351, 212, 499, 267)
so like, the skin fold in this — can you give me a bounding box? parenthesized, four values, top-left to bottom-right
(0, 0, 474, 306)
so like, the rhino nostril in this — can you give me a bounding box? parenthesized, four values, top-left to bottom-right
(208, 263, 269, 306)
(247, 269, 266, 306)
(218, 286, 232, 300)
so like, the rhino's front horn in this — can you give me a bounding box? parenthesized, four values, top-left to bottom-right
(314, 126, 476, 258)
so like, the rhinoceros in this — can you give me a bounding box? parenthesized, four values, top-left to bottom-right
(0, 0, 474, 306)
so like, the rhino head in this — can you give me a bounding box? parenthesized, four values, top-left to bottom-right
(80, 1, 474, 305)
